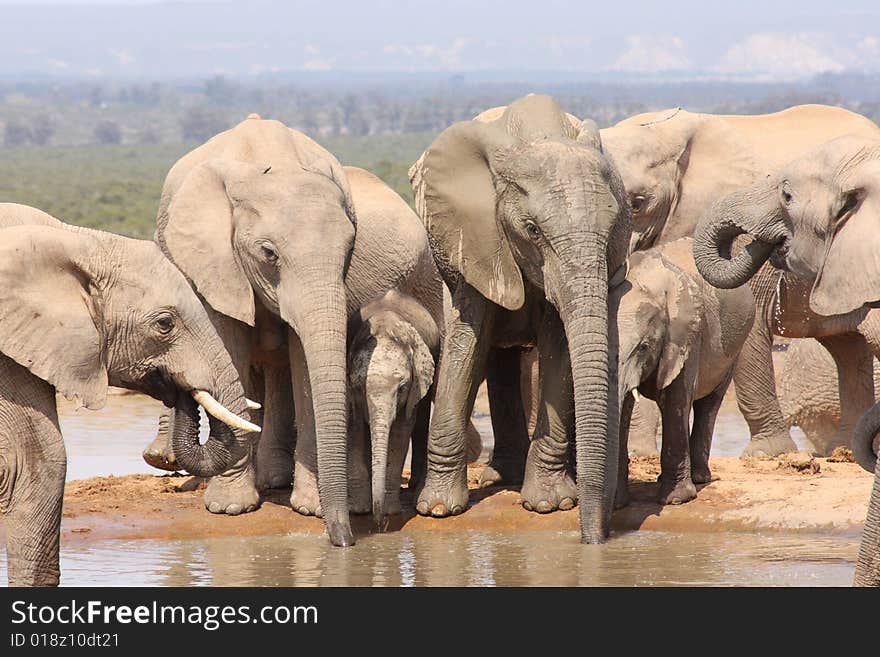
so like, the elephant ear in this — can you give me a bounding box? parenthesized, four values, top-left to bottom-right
(0, 227, 108, 409)
(420, 120, 524, 310)
(406, 329, 435, 418)
(161, 159, 256, 326)
(811, 182, 880, 315)
(657, 261, 704, 389)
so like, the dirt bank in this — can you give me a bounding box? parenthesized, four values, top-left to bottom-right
(0, 455, 871, 546)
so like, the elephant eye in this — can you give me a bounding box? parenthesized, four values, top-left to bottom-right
(781, 181, 793, 205)
(154, 313, 175, 335)
(525, 220, 541, 240)
(630, 194, 647, 213)
(259, 242, 279, 263)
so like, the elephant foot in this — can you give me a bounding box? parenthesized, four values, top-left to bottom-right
(255, 451, 294, 491)
(657, 476, 697, 505)
(520, 467, 577, 514)
(204, 469, 261, 516)
(415, 468, 469, 517)
(478, 453, 526, 489)
(741, 434, 798, 458)
(291, 463, 322, 518)
(691, 463, 712, 485)
(614, 483, 630, 510)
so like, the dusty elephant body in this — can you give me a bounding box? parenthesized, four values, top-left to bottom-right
(602, 105, 880, 458)
(615, 238, 754, 506)
(0, 204, 256, 586)
(152, 114, 443, 546)
(347, 290, 439, 526)
(692, 136, 880, 585)
(410, 94, 631, 543)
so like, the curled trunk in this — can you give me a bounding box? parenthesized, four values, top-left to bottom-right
(853, 402, 880, 474)
(693, 185, 785, 289)
(853, 403, 880, 586)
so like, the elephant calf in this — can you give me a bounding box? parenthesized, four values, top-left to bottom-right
(614, 238, 755, 506)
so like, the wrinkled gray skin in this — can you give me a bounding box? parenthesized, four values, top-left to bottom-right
(410, 95, 631, 543)
(692, 136, 880, 586)
(775, 339, 880, 454)
(348, 290, 439, 526)
(0, 204, 254, 586)
(152, 115, 443, 547)
(614, 238, 755, 506)
(603, 106, 880, 459)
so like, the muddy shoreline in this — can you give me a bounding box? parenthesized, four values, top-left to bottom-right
(0, 456, 871, 546)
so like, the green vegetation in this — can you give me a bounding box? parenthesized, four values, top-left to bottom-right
(0, 133, 433, 238)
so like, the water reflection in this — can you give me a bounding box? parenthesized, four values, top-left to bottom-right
(0, 531, 857, 587)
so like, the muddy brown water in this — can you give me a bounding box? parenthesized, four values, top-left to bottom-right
(0, 392, 845, 587)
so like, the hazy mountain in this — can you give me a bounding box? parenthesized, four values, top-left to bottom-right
(0, 0, 878, 81)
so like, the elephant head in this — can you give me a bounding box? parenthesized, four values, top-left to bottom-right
(693, 135, 880, 317)
(348, 292, 438, 527)
(614, 251, 703, 400)
(156, 118, 357, 546)
(0, 219, 258, 478)
(413, 94, 632, 543)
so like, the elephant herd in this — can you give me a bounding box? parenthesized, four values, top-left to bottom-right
(1, 95, 879, 587)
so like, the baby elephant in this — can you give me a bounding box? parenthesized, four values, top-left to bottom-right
(614, 238, 755, 506)
(348, 290, 439, 526)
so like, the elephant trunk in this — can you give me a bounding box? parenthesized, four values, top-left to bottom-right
(853, 403, 880, 474)
(558, 264, 616, 544)
(287, 277, 354, 547)
(171, 341, 256, 478)
(693, 185, 785, 289)
(370, 417, 391, 529)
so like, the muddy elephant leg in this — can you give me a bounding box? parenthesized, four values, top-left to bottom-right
(347, 415, 371, 514)
(521, 309, 578, 514)
(628, 398, 661, 456)
(407, 395, 429, 491)
(479, 347, 530, 488)
(690, 369, 733, 485)
(416, 283, 494, 517)
(0, 367, 66, 586)
(290, 329, 322, 517)
(615, 392, 635, 509)
(255, 358, 297, 490)
(734, 300, 798, 457)
(816, 334, 874, 456)
(657, 372, 697, 505)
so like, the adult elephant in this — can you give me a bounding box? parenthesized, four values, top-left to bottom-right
(692, 135, 880, 586)
(409, 94, 631, 543)
(0, 204, 257, 586)
(601, 105, 880, 456)
(154, 115, 443, 546)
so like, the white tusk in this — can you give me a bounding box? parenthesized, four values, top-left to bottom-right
(632, 389, 642, 403)
(245, 398, 262, 410)
(191, 390, 261, 433)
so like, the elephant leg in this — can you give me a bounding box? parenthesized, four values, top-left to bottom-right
(142, 410, 179, 472)
(347, 416, 371, 515)
(416, 283, 494, 517)
(521, 310, 578, 514)
(255, 357, 297, 490)
(615, 392, 635, 509)
(407, 395, 429, 491)
(0, 363, 66, 586)
(734, 303, 798, 457)
(854, 458, 880, 586)
(628, 398, 661, 457)
(816, 334, 874, 456)
(690, 370, 733, 485)
(479, 347, 530, 488)
(657, 372, 697, 505)
(290, 330, 322, 517)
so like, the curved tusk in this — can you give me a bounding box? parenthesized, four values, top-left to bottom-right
(632, 389, 642, 403)
(191, 390, 261, 433)
(245, 398, 262, 410)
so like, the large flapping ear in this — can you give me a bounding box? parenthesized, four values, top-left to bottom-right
(161, 159, 256, 326)
(0, 226, 108, 409)
(420, 120, 524, 310)
(656, 259, 704, 389)
(406, 327, 436, 418)
(811, 162, 880, 315)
